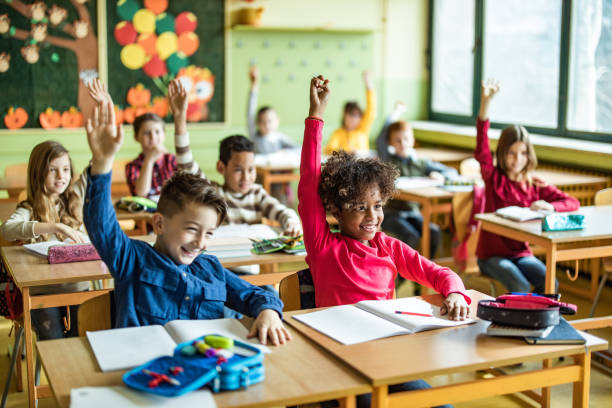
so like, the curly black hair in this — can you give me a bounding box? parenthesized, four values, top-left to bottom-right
(319, 150, 399, 212)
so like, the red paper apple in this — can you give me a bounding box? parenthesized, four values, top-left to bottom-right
(143, 55, 167, 78)
(175, 12, 197, 36)
(114, 21, 138, 46)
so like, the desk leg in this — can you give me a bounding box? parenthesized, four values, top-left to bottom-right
(371, 386, 388, 408)
(541, 359, 552, 408)
(572, 352, 591, 408)
(22, 287, 35, 408)
(589, 257, 601, 299)
(421, 203, 432, 259)
(338, 395, 356, 408)
(545, 244, 558, 294)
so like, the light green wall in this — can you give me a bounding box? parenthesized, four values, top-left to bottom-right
(0, 0, 430, 197)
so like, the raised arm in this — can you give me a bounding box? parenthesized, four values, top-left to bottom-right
(475, 79, 500, 180)
(168, 78, 201, 176)
(299, 76, 332, 252)
(376, 101, 406, 160)
(247, 65, 259, 140)
(356, 70, 377, 135)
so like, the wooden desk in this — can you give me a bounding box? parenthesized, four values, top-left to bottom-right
(534, 169, 610, 205)
(0, 176, 24, 201)
(414, 147, 473, 170)
(0, 246, 112, 408)
(477, 206, 612, 297)
(36, 326, 370, 408)
(286, 290, 608, 408)
(395, 186, 455, 259)
(256, 164, 300, 194)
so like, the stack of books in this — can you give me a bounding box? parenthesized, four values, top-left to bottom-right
(486, 317, 585, 345)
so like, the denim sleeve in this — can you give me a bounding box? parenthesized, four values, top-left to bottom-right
(223, 268, 284, 318)
(83, 168, 136, 282)
(424, 159, 457, 178)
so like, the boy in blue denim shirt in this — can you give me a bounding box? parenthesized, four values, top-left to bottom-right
(83, 97, 291, 346)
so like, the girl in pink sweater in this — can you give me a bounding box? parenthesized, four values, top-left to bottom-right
(475, 79, 580, 293)
(299, 76, 470, 320)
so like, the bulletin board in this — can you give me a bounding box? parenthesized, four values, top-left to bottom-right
(106, 0, 225, 123)
(0, 0, 99, 129)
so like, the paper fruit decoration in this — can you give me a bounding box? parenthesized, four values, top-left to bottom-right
(4, 107, 28, 129)
(176, 66, 214, 122)
(61, 107, 84, 128)
(175, 12, 197, 36)
(114, 21, 138, 46)
(127, 84, 151, 107)
(39, 108, 61, 129)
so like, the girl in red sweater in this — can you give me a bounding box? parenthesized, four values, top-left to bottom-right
(475, 79, 580, 293)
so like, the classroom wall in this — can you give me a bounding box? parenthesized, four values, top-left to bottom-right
(0, 0, 429, 190)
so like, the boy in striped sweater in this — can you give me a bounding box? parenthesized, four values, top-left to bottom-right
(171, 80, 302, 236)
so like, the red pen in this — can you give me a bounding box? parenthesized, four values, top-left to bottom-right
(394, 311, 433, 317)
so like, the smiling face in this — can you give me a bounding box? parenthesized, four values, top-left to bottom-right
(504, 141, 528, 180)
(136, 119, 165, 151)
(389, 128, 415, 158)
(343, 110, 362, 131)
(334, 184, 384, 244)
(44, 153, 72, 199)
(153, 202, 219, 265)
(217, 151, 256, 194)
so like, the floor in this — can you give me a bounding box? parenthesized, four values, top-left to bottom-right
(1, 267, 610, 407)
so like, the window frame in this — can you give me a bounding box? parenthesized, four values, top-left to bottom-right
(427, 0, 612, 143)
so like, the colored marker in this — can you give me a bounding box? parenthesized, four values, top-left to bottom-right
(394, 311, 433, 317)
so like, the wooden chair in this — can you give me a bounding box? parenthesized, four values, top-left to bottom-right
(77, 291, 114, 336)
(111, 158, 131, 196)
(1, 163, 27, 202)
(589, 188, 612, 317)
(279, 269, 315, 312)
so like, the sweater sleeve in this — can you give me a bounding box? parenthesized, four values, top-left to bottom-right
(357, 89, 377, 138)
(324, 128, 343, 156)
(257, 186, 301, 230)
(392, 238, 471, 304)
(0, 206, 37, 241)
(298, 118, 332, 254)
(538, 184, 580, 212)
(474, 118, 495, 181)
(84, 168, 136, 282)
(247, 90, 257, 140)
(125, 159, 139, 196)
(175, 132, 203, 177)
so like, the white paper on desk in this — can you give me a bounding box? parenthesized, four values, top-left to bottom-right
(212, 224, 278, 240)
(164, 318, 270, 354)
(23, 236, 91, 256)
(86, 326, 176, 372)
(395, 176, 444, 190)
(70, 386, 216, 408)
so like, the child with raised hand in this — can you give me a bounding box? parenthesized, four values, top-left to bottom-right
(1, 141, 89, 340)
(475, 79, 579, 293)
(247, 64, 298, 154)
(376, 102, 457, 258)
(305, 76, 460, 408)
(83, 96, 291, 346)
(168, 78, 302, 238)
(324, 70, 376, 155)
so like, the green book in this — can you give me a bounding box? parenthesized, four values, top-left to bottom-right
(524, 318, 585, 345)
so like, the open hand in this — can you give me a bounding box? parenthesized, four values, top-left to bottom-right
(481, 78, 500, 101)
(530, 200, 554, 213)
(56, 223, 86, 243)
(440, 293, 470, 321)
(309, 75, 330, 119)
(86, 100, 124, 175)
(247, 309, 292, 346)
(363, 70, 373, 89)
(87, 78, 111, 104)
(168, 78, 188, 118)
(249, 64, 259, 85)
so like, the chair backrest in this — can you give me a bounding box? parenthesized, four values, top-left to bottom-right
(594, 188, 612, 206)
(111, 158, 131, 196)
(278, 269, 315, 311)
(4, 163, 27, 186)
(77, 291, 114, 336)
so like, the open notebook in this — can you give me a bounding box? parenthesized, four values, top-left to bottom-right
(293, 297, 475, 345)
(23, 237, 91, 257)
(87, 319, 269, 372)
(495, 206, 548, 222)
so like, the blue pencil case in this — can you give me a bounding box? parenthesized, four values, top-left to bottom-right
(123, 334, 264, 397)
(541, 214, 584, 231)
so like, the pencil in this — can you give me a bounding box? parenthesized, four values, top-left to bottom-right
(394, 311, 433, 317)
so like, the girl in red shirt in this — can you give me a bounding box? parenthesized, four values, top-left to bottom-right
(475, 79, 579, 293)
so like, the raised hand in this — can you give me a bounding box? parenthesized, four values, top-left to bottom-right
(168, 78, 188, 118)
(86, 100, 124, 175)
(363, 70, 373, 90)
(478, 78, 500, 120)
(309, 75, 330, 119)
(249, 64, 259, 86)
(87, 78, 111, 104)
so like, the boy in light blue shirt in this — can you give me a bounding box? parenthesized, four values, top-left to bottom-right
(82, 88, 290, 345)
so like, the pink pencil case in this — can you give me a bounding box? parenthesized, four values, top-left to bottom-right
(48, 244, 101, 264)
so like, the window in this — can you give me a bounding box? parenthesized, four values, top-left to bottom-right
(429, 0, 612, 142)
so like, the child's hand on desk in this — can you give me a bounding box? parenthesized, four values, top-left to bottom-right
(284, 223, 302, 238)
(86, 100, 124, 175)
(440, 293, 469, 321)
(309, 75, 330, 119)
(248, 309, 292, 346)
(55, 223, 86, 243)
(429, 171, 445, 182)
(530, 200, 554, 213)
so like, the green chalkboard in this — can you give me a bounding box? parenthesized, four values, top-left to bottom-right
(0, 0, 98, 129)
(106, 0, 224, 123)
